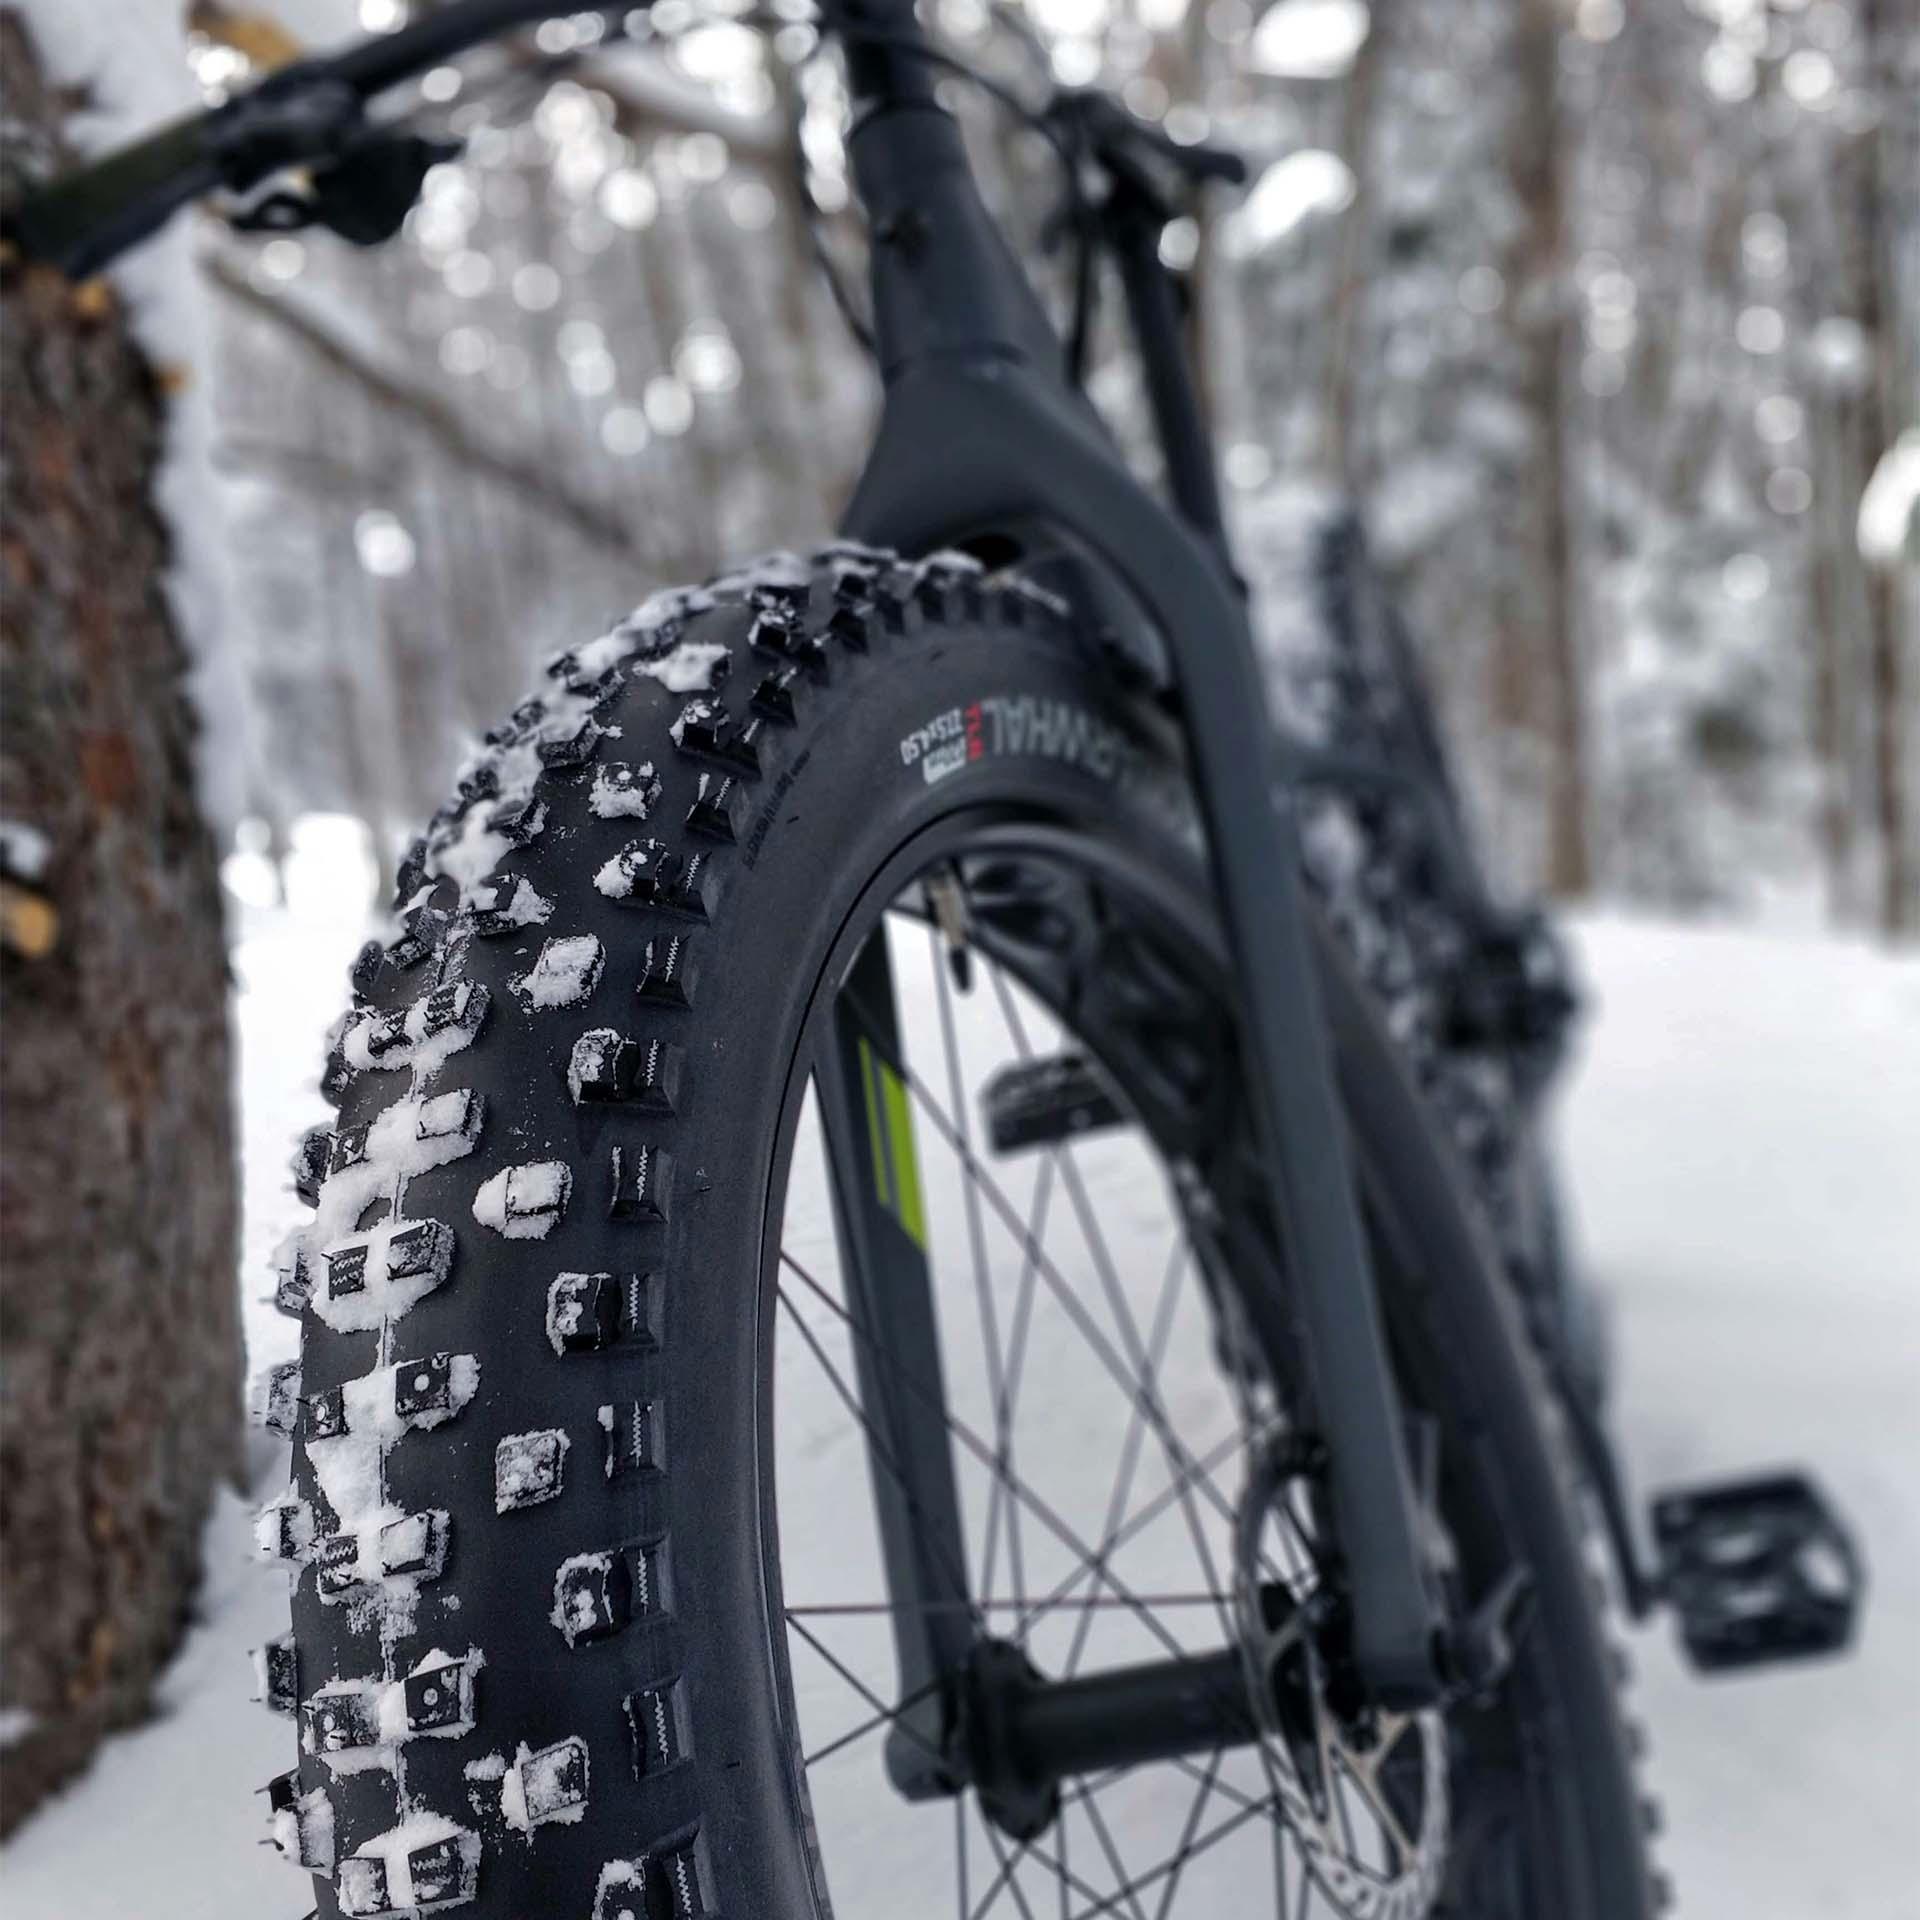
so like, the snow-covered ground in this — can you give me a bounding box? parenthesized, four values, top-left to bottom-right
(1557, 916, 1920, 1916)
(2, 850, 1914, 1916)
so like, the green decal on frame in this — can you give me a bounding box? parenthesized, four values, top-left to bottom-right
(857, 1034, 927, 1251)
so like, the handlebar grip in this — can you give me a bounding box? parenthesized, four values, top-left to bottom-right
(1063, 90, 1248, 200)
(1180, 143, 1248, 187)
(1124, 111, 1247, 187)
(4, 114, 218, 279)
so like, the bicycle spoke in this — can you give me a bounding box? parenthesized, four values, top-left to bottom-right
(1151, 1750, 1222, 1920)
(1058, 1169, 1241, 1660)
(1043, 1786, 1282, 1920)
(971, 1752, 1282, 1920)
(1057, 1802, 1071, 1920)
(957, 1796, 970, 1920)
(982, 963, 1244, 1590)
(969, 947, 1247, 1683)
(781, 1233, 1300, 1906)
(787, 1611, 953, 1773)
(782, 1257, 1200, 1668)
(787, 1592, 1232, 1619)
(776, 1282, 981, 1633)
(990, 1225, 1045, 1626)
(977, 1818, 1044, 1920)
(1164, 1749, 1279, 1822)
(978, 1156, 1051, 1617)
(931, 921, 1031, 1622)
(1059, 1212, 1237, 1667)
(1063, 1238, 1193, 1677)
(835, 1005, 1248, 1545)
(1009, 1432, 1245, 1645)
(982, 962, 1231, 1565)
(799, 1670, 946, 1771)
(1273, 1787, 1291, 1920)
(1078, 1788, 1151, 1920)
(1097, 1795, 1283, 1920)
(970, 1789, 1120, 1920)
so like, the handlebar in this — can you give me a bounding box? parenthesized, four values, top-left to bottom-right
(3, 0, 1244, 283)
(1048, 89, 1246, 207)
(6, 115, 220, 279)
(2, 0, 584, 278)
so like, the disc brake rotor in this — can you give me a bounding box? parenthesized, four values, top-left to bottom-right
(1233, 1433, 1450, 1920)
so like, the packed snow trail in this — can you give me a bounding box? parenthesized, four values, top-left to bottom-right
(1556, 916, 1920, 1917)
(0, 904, 1913, 1918)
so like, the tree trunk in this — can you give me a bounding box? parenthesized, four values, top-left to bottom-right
(1516, 0, 1589, 898)
(0, 12, 242, 1834)
(1865, 0, 1919, 936)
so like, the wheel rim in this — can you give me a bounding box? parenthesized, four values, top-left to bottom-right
(763, 830, 1458, 1920)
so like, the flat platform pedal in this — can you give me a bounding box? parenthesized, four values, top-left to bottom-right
(1650, 1471, 1863, 1674)
(982, 1053, 1124, 1155)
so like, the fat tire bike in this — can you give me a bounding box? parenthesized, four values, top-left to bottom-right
(8, 6, 1863, 1916)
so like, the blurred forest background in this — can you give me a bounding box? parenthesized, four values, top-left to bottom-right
(165, 0, 1919, 932)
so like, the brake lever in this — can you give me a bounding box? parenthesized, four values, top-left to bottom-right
(1122, 110, 1247, 189)
(230, 127, 462, 247)
(5, 56, 456, 276)
(1045, 87, 1248, 219)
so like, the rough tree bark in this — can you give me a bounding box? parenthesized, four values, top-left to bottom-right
(0, 11, 241, 1833)
(1864, 0, 1918, 935)
(1513, 0, 1589, 898)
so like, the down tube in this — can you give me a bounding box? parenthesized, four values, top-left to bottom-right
(840, 360, 1446, 1707)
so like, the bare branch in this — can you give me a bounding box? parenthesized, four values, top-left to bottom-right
(212, 436, 393, 500)
(402, 0, 785, 159)
(204, 250, 643, 560)
(584, 52, 786, 163)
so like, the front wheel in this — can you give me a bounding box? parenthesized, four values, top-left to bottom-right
(260, 546, 1657, 1919)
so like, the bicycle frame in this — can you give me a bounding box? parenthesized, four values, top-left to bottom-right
(3, 0, 1449, 1712)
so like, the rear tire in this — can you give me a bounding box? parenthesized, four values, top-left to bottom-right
(256, 546, 1655, 1918)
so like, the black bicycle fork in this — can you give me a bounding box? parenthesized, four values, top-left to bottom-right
(811, 5, 1455, 1777)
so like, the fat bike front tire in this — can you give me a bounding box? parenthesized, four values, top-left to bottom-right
(252, 545, 1658, 1920)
